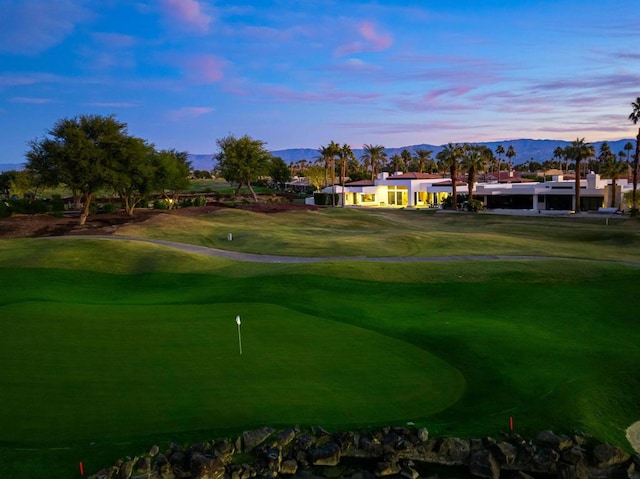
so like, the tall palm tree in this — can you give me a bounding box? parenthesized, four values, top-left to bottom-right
(413, 148, 433, 173)
(436, 143, 463, 210)
(624, 142, 634, 162)
(600, 158, 629, 209)
(338, 143, 354, 207)
(461, 144, 488, 203)
(361, 144, 386, 180)
(628, 97, 640, 214)
(506, 145, 516, 181)
(565, 138, 595, 213)
(553, 146, 566, 174)
(389, 154, 405, 174)
(495, 144, 504, 181)
(318, 141, 340, 205)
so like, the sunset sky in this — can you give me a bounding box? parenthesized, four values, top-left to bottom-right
(1, 0, 639, 164)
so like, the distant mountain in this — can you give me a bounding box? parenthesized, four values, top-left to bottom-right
(0, 163, 24, 173)
(191, 138, 636, 171)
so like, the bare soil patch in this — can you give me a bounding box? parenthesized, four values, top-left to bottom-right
(0, 201, 318, 239)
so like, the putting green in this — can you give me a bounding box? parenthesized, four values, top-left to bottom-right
(0, 301, 464, 443)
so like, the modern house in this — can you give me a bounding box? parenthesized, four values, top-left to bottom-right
(315, 172, 631, 212)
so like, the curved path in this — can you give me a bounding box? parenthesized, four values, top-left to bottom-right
(43, 234, 640, 266)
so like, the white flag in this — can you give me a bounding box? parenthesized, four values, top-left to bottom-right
(236, 315, 241, 325)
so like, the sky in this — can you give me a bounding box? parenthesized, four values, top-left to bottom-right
(1, 0, 639, 164)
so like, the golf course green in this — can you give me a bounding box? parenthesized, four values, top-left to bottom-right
(0, 209, 639, 477)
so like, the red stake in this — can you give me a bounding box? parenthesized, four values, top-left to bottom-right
(509, 416, 514, 431)
(79, 461, 84, 476)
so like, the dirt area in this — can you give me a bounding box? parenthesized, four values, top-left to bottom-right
(0, 201, 319, 239)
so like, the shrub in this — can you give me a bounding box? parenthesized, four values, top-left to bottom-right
(153, 199, 171, 210)
(193, 195, 207, 207)
(50, 194, 65, 212)
(0, 202, 11, 218)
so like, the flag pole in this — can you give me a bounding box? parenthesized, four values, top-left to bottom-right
(236, 315, 242, 355)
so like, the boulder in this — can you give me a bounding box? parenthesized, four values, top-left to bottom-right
(242, 427, 275, 451)
(120, 457, 138, 479)
(375, 460, 401, 477)
(561, 446, 585, 465)
(309, 442, 342, 466)
(149, 445, 160, 457)
(276, 428, 297, 446)
(135, 456, 151, 474)
(280, 459, 298, 475)
(469, 448, 500, 479)
(189, 453, 225, 479)
(492, 441, 518, 465)
(417, 427, 429, 443)
(436, 437, 470, 465)
(593, 444, 630, 468)
(531, 447, 560, 472)
(535, 430, 573, 451)
(557, 462, 589, 479)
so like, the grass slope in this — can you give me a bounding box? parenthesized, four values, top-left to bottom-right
(0, 211, 639, 476)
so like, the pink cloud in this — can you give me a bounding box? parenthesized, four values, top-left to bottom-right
(259, 85, 380, 104)
(182, 55, 226, 83)
(161, 0, 212, 34)
(167, 107, 213, 121)
(335, 21, 393, 56)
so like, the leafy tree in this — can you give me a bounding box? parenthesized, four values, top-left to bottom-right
(0, 170, 18, 198)
(388, 154, 405, 173)
(628, 97, 640, 214)
(155, 149, 192, 209)
(361, 144, 386, 180)
(269, 156, 291, 186)
(436, 143, 464, 210)
(305, 165, 326, 191)
(214, 135, 272, 202)
(565, 138, 595, 213)
(193, 170, 212, 179)
(106, 136, 157, 216)
(25, 114, 129, 225)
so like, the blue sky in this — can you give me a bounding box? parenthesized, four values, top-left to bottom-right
(1, 0, 639, 164)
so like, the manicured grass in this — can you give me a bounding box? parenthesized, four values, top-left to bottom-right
(1, 209, 640, 476)
(116, 208, 640, 262)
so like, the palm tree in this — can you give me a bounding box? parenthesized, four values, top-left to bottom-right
(628, 97, 640, 214)
(600, 158, 629, 209)
(361, 144, 386, 180)
(624, 141, 634, 162)
(318, 141, 340, 205)
(506, 145, 516, 181)
(412, 148, 433, 173)
(553, 146, 566, 174)
(461, 144, 488, 203)
(565, 138, 595, 213)
(436, 143, 463, 210)
(495, 144, 504, 181)
(338, 143, 354, 207)
(389, 154, 405, 174)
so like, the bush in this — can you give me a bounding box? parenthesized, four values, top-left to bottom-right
(153, 199, 171, 210)
(9, 198, 49, 214)
(0, 202, 11, 218)
(193, 195, 207, 207)
(313, 193, 339, 206)
(99, 203, 118, 214)
(50, 194, 65, 212)
(466, 199, 484, 212)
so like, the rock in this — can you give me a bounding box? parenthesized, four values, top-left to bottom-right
(135, 456, 151, 474)
(436, 437, 470, 465)
(531, 447, 560, 472)
(400, 466, 420, 479)
(262, 446, 282, 471)
(296, 433, 316, 451)
(535, 430, 573, 451)
(417, 428, 429, 443)
(280, 459, 298, 475)
(309, 442, 342, 466)
(276, 428, 297, 446)
(593, 444, 630, 468)
(557, 462, 589, 479)
(214, 440, 235, 462)
(189, 453, 225, 479)
(242, 427, 275, 451)
(120, 457, 138, 479)
(492, 441, 518, 465)
(469, 448, 500, 479)
(149, 445, 160, 457)
(561, 446, 585, 465)
(375, 460, 401, 477)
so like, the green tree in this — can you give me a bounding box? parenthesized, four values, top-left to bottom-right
(624, 141, 634, 162)
(436, 143, 463, 210)
(565, 138, 595, 213)
(155, 149, 192, 209)
(269, 156, 291, 186)
(214, 135, 272, 203)
(553, 146, 567, 174)
(0, 170, 18, 198)
(305, 165, 325, 191)
(107, 136, 157, 216)
(506, 145, 516, 180)
(361, 144, 386, 180)
(628, 97, 640, 214)
(25, 114, 129, 225)
(338, 144, 355, 207)
(388, 154, 405, 173)
(318, 141, 340, 206)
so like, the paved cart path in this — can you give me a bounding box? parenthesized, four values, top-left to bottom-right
(42, 235, 640, 266)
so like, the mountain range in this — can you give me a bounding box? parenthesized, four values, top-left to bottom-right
(190, 138, 636, 172)
(1, 138, 635, 173)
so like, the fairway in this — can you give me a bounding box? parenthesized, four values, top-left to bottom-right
(1, 213, 640, 476)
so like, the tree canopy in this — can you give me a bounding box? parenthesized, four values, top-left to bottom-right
(214, 134, 273, 202)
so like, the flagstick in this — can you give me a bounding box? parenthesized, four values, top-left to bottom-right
(236, 315, 243, 355)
